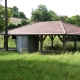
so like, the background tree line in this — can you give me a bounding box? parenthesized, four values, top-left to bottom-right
(31, 5, 59, 22)
(0, 4, 80, 31)
(60, 15, 80, 26)
(10, 6, 27, 19)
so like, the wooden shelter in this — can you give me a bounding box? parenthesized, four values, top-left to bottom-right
(1, 21, 80, 52)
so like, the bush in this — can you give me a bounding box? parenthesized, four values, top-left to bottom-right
(8, 24, 17, 30)
(17, 23, 22, 27)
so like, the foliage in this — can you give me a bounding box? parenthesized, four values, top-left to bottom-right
(0, 5, 5, 31)
(31, 4, 59, 22)
(21, 19, 28, 26)
(0, 51, 80, 80)
(8, 23, 17, 30)
(0, 5, 12, 31)
(60, 16, 68, 22)
(8, 23, 23, 30)
(19, 12, 27, 19)
(11, 6, 27, 19)
(12, 6, 18, 13)
(8, 36, 16, 48)
(48, 10, 59, 21)
(66, 15, 80, 26)
(17, 23, 22, 27)
(60, 15, 80, 26)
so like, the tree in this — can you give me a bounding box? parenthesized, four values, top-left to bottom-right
(0, 5, 5, 31)
(59, 16, 68, 21)
(8, 23, 17, 30)
(12, 6, 19, 18)
(13, 12, 19, 18)
(12, 6, 18, 13)
(47, 10, 59, 21)
(21, 19, 28, 25)
(0, 5, 12, 31)
(31, 4, 59, 22)
(19, 12, 27, 19)
(65, 15, 80, 26)
(31, 5, 48, 21)
(11, 6, 27, 19)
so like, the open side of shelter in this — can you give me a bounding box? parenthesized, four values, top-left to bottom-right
(39, 34, 80, 52)
(1, 21, 80, 52)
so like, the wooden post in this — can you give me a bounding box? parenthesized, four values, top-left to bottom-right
(63, 35, 66, 52)
(40, 35, 43, 51)
(74, 36, 76, 51)
(49, 35, 53, 47)
(51, 39, 53, 47)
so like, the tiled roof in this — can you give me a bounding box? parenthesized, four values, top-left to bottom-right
(63, 22, 80, 34)
(1, 21, 80, 35)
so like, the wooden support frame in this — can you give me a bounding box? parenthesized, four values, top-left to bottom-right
(66, 35, 80, 41)
(76, 35, 80, 41)
(58, 35, 63, 42)
(49, 35, 56, 47)
(39, 35, 47, 51)
(38, 34, 80, 52)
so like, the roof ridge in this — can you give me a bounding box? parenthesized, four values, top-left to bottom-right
(60, 21, 66, 34)
(38, 21, 59, 23)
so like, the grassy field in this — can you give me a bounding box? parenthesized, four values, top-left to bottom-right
(10, 17, 22, 25)
(0, 51, 80, 80)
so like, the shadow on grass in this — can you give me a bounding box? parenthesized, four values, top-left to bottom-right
(0, 58, 80, 80)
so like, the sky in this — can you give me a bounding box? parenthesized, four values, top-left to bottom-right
(0, 0, 80, 18)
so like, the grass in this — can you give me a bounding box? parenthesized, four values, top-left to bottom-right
(0, 51, 80, 80)
(0, 36, 80, 79)
(10, 17, 22, 25)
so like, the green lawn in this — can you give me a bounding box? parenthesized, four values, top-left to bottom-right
(0, 51, 80, 80)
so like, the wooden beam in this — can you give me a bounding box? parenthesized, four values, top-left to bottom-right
(66, 35, 80, 41)
(49, 35, 56, 40)
(39, 35, 47, 41)
(76, 36, 80, 41)
(43, 35, 47, 41)
(58, 35, 63, 42)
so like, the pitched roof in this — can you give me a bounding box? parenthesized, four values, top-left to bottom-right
(1, 21, 80, 35)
